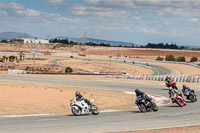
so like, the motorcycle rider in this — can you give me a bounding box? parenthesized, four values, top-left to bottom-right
(135, 89, 152, 106)
(75, 91, 91, 106)
(165, 76, 172, 87)
(182, 84, 194, 96)
(165, 76, 178, 90)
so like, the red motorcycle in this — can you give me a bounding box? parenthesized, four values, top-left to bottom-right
(166, 80, 178, 90)
(169, 89, 186, 107)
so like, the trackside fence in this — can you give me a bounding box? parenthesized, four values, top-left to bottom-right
(107, 75, 200, 83)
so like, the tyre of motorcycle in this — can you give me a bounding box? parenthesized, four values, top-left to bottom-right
(91, 105, 99, 115)
(175, 98, 183, 107)
(189, 95, 196, 102)
(151, 102, 158, 111)
(72, 105, 82, 116)
(137, 103, 147, 113)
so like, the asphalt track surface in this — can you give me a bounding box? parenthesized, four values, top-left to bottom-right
(0, 75, 199, 133)
(136, 62, 180, 75)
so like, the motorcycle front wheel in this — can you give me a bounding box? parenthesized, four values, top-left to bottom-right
(72, 106, 82, 116)
(189, 95, 196, 102)
(175, 98, 183, 107)
(91, 105, 99, 115)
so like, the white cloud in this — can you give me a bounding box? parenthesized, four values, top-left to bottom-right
(44, 0, 68, 5)
(0, 2, 25, 10)
(189, 18, 198, 22)
(134, 0, 200, 9)
(15, 9, 41, 17)
(157, 7, 200, 17)
(142, 28, 148, 33)
(0, 10, 8, 16)
(7, 2, 26, 10)
(83, 0, 135, 8)
(70, 4, 131, 18)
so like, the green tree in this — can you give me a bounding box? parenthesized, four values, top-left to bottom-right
(190, 57, 198, 62)
(9, 55, 15, 62)
(165, 55, 175, 61)
(176, 56, 186, 62)
(65, 67, 73, 73)
(1, 40, 8, 43)
(19, 52, 24, 61)
(155, 56, 163, 61)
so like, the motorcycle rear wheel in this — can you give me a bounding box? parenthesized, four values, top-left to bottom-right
(138, 103, 147, 113)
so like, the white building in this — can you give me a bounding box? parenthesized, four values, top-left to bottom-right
(11, 38, 49, 44)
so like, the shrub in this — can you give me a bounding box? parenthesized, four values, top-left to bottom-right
(165, 55, 175, 61)
(65, 67, 73, 73)
(176, 56, 186, 62)
(190, 57, 198, 62)
(9, 55, 15, 62)
(1, 40, 8, 43)
(155, 56, 163, 61)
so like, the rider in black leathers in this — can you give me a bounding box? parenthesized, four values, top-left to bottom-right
(182, 84, 194, 96)
(135, 89, 152, 106)
(75, 91, 91, 106)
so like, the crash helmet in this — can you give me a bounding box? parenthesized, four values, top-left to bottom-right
(75, 91, 81, 97)
(135, 88, 140, 95)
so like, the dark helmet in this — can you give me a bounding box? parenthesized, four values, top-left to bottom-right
(75, 91, 81, 97)
(135, 88, 140, 94)
(183, 84, 186, 88)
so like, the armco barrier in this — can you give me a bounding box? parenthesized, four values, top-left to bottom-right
(8, 69, 26, 74)
(106, 75, 200, 83)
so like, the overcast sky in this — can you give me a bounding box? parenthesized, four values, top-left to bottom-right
(0, 0, 200, 46)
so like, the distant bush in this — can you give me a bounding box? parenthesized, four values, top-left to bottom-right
(190, 57, 198, 62)
(9, 55, 15, 62)
(0, 40, 8, 43)
(176, 56, 186, 62)
(165, 55, 175, 61)
(65, 67, 73, 73)
(155, 56, 163, 61)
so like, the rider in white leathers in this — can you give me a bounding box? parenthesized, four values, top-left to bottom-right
(75, 91, 91, 106)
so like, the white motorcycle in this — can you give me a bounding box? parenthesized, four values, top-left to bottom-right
(70, 98, 99, 116)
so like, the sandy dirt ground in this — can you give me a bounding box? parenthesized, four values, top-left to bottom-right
(0, 43, 199, 132)
(117, 125, 200, 133)
(82, 46, 200, 62)
(136, 61, 200, 76)
(0, 54, 153, 76)
(58, 57, 153, 76)
(0, 81, 135, 116)
(0, 43, 199, 62)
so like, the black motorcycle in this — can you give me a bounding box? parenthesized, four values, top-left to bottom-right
(135, 95, 158, 112)
(182, 88, 197, 102)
